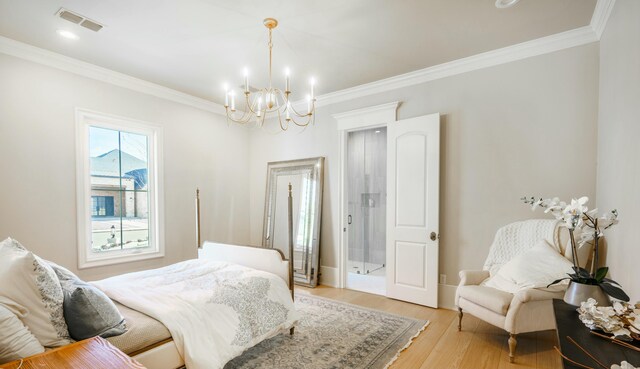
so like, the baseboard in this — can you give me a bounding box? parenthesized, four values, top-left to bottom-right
(319, 265, 457, 310)
(319, 266, 338, 287)
(438, 283, 458, 311)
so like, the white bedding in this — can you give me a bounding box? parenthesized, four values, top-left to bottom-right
(92, 259, 298, 369)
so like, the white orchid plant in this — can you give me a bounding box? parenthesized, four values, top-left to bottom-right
(522, 196, 629, 302)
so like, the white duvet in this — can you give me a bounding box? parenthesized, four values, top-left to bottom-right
(92, 259, 298, 369)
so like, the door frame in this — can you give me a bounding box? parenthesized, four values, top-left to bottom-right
(333, 101, 400, 289)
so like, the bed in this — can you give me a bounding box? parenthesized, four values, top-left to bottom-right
(98, 241, 296, 369)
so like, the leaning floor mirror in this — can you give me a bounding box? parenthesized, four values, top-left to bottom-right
(263, 157, 324, 287)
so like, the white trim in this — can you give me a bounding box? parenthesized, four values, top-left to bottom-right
(0, 10, 604, 115)
(0, 36, 225, 115)
(590, 0, 617, 39)
(315, 26, 597, 108)
(319, 266, 339, 287)
(75, 108, 165, 269)
(332, 101, 400, 131)
(335, 102, 399, 290)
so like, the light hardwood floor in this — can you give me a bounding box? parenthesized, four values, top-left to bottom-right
(296, 285, 563, 369)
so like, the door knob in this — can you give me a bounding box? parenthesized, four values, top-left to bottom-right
(430, 232, 438, 241)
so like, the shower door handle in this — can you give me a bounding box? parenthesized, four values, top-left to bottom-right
(348, 215, 352, 225)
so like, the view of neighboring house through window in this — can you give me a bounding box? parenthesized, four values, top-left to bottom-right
(76, 109, 163, 268)
(89, 126, 150, 252)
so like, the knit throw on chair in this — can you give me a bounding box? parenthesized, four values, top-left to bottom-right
(483, 219, 561, 276)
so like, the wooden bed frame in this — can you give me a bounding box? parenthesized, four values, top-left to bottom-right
(132, 186, 297, 369)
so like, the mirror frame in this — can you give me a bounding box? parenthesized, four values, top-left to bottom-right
(262, 157, 324, 287)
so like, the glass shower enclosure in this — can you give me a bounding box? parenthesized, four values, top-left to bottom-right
(347, 127, 387, 293)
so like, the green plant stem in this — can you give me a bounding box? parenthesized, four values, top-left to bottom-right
(569, 229, 580, 269)
(593, 218, 599, 275)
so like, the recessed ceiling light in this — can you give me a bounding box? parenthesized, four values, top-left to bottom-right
(57, 29, 78, 40)
(375, 130, 381, 134)
(495, 0, 521, 8)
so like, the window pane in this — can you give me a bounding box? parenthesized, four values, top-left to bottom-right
(89, 127, 120, 179)
(120, 131, 149, 191)
(91, 190, 122, 252)
(122, 190, 149, 249)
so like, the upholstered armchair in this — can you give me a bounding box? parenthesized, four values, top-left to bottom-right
(455, 220, 591, 363)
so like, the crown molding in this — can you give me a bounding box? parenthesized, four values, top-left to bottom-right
(1, 14, 603, 115)
(590, 0, 616, 39)
(314, 26, 598, 108)
(0, 35, 226, 115)
(333, 101, 400, 131)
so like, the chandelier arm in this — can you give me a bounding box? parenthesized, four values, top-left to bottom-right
(259, 107, 268, 127)
(287, 110, 314, 127)
(276, 106, 288, 131)
(287, 100, 316, 118)
(226, 113, 253, 125)
(227, 101, 254, 124)
(291, 117, 313, 127)
(245, 92, 261, 115)
(226, 98, 258, 124)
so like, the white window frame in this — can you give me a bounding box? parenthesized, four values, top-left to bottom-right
(75, 108, 164, 269)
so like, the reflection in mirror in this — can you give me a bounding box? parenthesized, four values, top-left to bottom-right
(263, 157, 324, 287)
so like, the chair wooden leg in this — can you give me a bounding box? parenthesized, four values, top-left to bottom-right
(457, 308, 463, 331)
(508, 334, 517, 363)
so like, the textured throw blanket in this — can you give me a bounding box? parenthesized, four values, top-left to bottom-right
(92, 259, 298, 369)
(483, 219, 560, 276)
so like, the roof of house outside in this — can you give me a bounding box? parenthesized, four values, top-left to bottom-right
(91, 149, 147, 183)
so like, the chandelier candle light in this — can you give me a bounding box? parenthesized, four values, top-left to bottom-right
(223, 18, 316, 130)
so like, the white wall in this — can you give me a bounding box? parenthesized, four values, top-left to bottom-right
(596, 0, 640, 301)
(0, 53, 250, 281)
(248, 43, 600, 288)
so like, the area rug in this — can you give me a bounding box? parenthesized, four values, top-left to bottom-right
(224, 293, 429, 369)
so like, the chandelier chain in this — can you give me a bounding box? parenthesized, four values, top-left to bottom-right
(268, 28, 273, 88)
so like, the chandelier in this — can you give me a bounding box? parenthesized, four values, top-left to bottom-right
(223, 18, 316, 130)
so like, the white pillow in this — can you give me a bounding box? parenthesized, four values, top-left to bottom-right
(483, 239, 574, 294)
(0, 238, 71, 347)
(0, 300, 45, 364)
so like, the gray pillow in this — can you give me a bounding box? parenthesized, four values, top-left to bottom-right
(49, 264, 127, 341)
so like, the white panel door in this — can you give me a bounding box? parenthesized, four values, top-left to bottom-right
(386, 113, 440, 307)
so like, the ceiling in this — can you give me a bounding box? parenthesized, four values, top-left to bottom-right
(0, 0, 596, 105)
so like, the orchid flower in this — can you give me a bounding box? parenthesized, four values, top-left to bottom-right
(522, 195, 625, 298)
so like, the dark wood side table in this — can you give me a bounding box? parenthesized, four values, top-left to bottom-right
(0, 336, 146, 369)
(553, 299, 640, 369)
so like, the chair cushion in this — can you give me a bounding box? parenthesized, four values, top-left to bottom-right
(457, 285, 513, 316)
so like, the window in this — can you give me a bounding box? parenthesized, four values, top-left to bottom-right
(91, 196, 114, 217)
(76, 109, 164, 268)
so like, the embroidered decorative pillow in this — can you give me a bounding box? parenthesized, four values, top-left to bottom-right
(49, 263, 127, 340)
(0, 299, 45, 364)
(0, 238, 71, 347)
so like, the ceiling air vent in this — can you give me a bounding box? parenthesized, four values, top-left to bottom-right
(80, 19, 103, 32)
(56, 8, 104, 32)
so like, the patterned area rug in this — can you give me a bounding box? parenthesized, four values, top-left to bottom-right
(224, 293, 429, 369)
